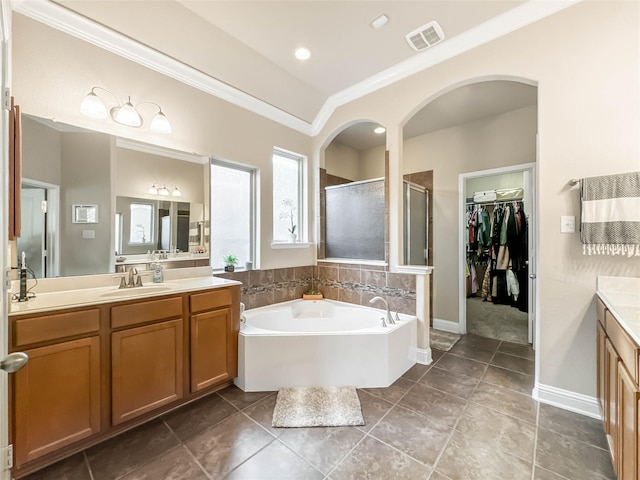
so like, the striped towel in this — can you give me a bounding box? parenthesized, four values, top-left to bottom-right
(580, 171, 640, 256)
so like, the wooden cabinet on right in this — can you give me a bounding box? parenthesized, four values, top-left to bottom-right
(597, 297, 640, 479)
(189, 288, 239, 392)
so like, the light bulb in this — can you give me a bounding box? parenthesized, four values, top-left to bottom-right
(151, 110, 172, 133)
(80, 91, 107, 119)
(148, 184, 158, 195)
(112, 97, 142, 127)
(159, 185, 170, 196)
(172, 187, 181, 197)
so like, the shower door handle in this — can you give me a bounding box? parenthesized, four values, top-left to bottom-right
(529, 274, 536, 279)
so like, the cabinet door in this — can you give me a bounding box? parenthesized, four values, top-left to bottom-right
(617, 362, 639, 480)
(598, 323, 607, 419)
(606, 337, 620, 463)
(190, 308, 236, 392)
(14, 336, 101, 466)
(112, 319, 183, 425)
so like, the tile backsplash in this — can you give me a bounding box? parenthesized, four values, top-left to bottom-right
(215, 262, 417, 315)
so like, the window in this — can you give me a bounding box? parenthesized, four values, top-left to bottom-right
(129, 203, 154, 244)
(210, 159, 256, 270)
(272, 148, 306, 242)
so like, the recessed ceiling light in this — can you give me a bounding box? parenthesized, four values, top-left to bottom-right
(371, 14, 389, 29)
(374, 126, 386, 134)
(294, 47, 311, 60)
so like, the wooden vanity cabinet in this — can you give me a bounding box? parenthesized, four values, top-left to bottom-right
(596, 297, 640, 479)
(189, 288, 239, 392)
(110, 296, 184, 425)
(9, 284, 240, 478)
(10, 308, 102, 467)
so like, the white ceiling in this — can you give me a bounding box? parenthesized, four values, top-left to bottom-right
(20, 1, 564, 144)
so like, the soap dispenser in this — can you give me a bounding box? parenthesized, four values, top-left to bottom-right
(152, 258, 164, 283)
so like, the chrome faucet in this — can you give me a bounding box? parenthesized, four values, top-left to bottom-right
(240, 302, 246, 325)
(369, 296, 395, 326)
(119, 267, 143, 288)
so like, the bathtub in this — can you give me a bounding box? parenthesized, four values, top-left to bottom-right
(234, 299, 417, 392)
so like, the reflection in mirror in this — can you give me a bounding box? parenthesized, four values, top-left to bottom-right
(16, 114, 210, 278)
(115, 197, 202, 255)
(322, 121, 387, 261)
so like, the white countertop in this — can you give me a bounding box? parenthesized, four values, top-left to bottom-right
(597, 276, 640, 344)
(8, 271, 241, 316)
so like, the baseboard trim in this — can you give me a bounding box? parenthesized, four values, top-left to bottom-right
(533, 382, 601, 419)
(416, 347, 433, 365)
(433, 318, 461, 334)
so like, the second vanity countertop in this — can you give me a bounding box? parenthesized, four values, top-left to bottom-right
(8, 267, 241, 316)
(597, 275, 640, 344)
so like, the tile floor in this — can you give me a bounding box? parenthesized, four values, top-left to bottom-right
(23, 334, 615, 480)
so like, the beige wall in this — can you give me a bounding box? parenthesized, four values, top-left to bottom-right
(12, 13, 314, 270)
(325, 142, 359, 181)
(60, 132, 112, 276)
(315, 1, 640, 400)
(116, 148, 206, 205)
(22, 115, 61, 185)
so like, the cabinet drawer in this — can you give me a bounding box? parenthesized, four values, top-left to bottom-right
(606, 310, 639, 384)
(596, 297, 607, 328)
(13, 309, 100, 347)
(190, 289, 232, 313)
(111, 297, 182, 329)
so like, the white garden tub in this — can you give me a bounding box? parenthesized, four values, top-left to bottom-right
(234, 299, 417, 391)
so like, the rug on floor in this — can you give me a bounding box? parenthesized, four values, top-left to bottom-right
(430, 328, 461, 351)
(272, 386, 365, 428)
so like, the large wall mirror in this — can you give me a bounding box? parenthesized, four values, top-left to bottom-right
(322, 121, 387, 261)
(16, 114, 210, 278)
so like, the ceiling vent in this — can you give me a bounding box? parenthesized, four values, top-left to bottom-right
(405, 21, 445, 52)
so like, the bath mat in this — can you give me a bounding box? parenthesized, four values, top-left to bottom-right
(272, 386, 365, 428)
(430, 328, 461, 352)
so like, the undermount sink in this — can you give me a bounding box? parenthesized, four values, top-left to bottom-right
(99, 285, 173, 298)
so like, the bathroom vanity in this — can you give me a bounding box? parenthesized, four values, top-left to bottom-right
(7, 272, 240, 478)
(596, 276, 640, 480)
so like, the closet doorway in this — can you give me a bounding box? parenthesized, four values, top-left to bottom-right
(459, 163, 536, 346)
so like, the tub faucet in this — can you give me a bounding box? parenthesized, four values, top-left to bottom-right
(369, 296, 395, 326)
(240, 302, 246, 325)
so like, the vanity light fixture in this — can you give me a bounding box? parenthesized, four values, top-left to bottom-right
(158, 185, 170, 196)
(80, 86, 172, 133)
(172, 187, 182, 197)
(148, 183, 159, 195)
(374, 126, 386, 134)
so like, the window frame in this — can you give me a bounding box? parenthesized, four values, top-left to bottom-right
(272, 147, 307, 244)
(127, 201, 155, 246)
(210, 157, 258, 270)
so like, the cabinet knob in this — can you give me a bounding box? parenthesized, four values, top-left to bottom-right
(0, 352, 28, 373)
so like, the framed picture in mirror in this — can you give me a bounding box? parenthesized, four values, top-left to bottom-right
(72, 204, 98, 224)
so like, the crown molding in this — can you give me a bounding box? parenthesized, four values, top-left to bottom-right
(11, 0, 313, 135)
(13, 0, 580, 138)
(310, 0, 581, 135)
(116, 137, 208, 164)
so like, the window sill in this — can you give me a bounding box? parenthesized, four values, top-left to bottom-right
(271, 242, 313, 250)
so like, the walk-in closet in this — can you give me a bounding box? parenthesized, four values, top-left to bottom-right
(464, 170, 533, 344)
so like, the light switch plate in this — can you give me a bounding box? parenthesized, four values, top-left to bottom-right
(560, 215, 575, 233)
